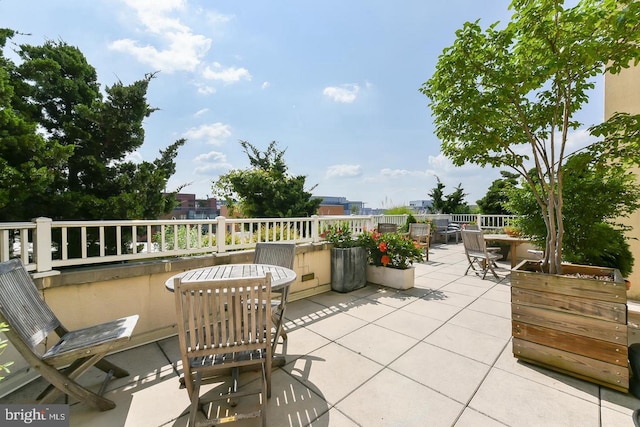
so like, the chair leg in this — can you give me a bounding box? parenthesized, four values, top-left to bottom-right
(95, 358, 130, 378)
(265, 357, 272, 399)
(35, 357, 117, 410)
(261, 364, 268, 427)
(37, 356, 128, 403)
(188, 372, 202, 427)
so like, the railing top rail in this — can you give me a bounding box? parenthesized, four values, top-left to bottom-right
(50, 219, 219, 227)
(0, 222, 36, 229)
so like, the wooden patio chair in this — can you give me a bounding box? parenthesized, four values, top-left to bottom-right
(174, 273, 273, 427)
(433, 218, 461, 243)
(407, 223, 431, 261)
(461, 230, 503, 279)
(253, 242, 295, 353)
(464, 224, 501, 253)
(377, 223, 398, 233)
(0, 258, 139, 411)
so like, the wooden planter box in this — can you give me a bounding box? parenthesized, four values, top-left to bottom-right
(511, 260, 629, 392)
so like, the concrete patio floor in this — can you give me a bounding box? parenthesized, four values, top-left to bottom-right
(5, 242, 640, 426)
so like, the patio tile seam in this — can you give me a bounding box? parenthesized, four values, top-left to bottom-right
(279, 348, 385, 423)
(489, 343, 606, 408)
(96, 341, 181, 396)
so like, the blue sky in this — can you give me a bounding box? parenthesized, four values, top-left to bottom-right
(2, 0, 603, 209)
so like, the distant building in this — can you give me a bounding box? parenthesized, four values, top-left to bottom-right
(409, 200, 432, 213)
(312, 196, 365, 215)
(160, 194, 219, 219)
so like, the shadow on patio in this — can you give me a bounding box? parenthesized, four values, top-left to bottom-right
(4, 242, 640, 426)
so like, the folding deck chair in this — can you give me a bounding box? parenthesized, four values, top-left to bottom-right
(461, 230, 503, 279)
(0, 259, 139, 411)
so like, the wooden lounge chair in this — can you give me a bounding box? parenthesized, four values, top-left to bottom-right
(461, 230, 503, 279)
(0, 258, 138, 411)
(174, 273, 273, 426)
(253, 242, 296, 354)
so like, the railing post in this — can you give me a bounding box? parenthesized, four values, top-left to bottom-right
(33, 217, 53, 273)
(216, 216, 227, 253)
(311, 215, 320, 243)
(365, 216, 374, 233)
(477, 214, 482, 227)
(0, 229, 8, 262)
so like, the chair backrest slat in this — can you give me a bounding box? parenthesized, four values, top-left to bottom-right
(0, 259, 60, 352)
(377, 223, 398, 233)
(409, 223, 430, 239)
(461, 230, 486, 254)
(253, 243, 295, 269)
(174, 274, 272, 360)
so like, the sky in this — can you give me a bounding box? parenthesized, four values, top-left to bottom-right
(1, 0, 604, 209)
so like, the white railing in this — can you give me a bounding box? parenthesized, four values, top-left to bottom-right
(446, 213, 518, 229)
(0, 213, 518, 274)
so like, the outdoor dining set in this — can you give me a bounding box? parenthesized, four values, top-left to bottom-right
(0, 242, 298, 427)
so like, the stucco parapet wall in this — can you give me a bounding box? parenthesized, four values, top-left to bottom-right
(34, 242, 331, 290)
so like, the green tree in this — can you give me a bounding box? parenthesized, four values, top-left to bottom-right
(0, 29, 73, 219)
(428, 178, 469, 213)
(0, 32, 184, 220)
(428, 180, 446, 213)
(477, 171, 519, 214)
(421, 0, 640, 273)
(506, 153, 638, 276)
(213, 141, 322, 218)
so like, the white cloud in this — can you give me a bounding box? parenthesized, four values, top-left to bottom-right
(194, 108, 209, 117)
(194, 163, 232, 174)
(110, 33, 211, 73)
(261, 81, 270, 89)
(202, 62, 251, 83)
(120, 0, 188, 33)
(204, 10, 233, 26)
(183, 123, 232, 145)
(323, 84, 360, 103)
(326, 164, 363, 178)
(195, 84, 216, 95)
(193, 151, 232, 174)
(194, 151, 227, 162)
(110, 0, 212, 73)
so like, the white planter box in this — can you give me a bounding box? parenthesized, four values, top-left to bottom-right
(366, 265, 415, 290)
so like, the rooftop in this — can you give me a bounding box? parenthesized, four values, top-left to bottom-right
(5, 243, 640, 426)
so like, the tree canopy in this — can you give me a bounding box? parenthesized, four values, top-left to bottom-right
(476, 171, 519, 214)
(428, 178, 469, 214)
(0, 29, 184, 220)
(421, 0, 640, 273)
(212, 141, 322, 218)
(506, 153, 638, 276)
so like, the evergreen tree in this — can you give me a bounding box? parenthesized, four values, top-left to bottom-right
(476, 171, 519, 214)
(428, 178, 468, 213)
(213, 141, 322, 218)
(0, 31, 184, 220)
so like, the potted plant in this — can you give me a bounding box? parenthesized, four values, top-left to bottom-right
(422, 0, 640, 391)
(321, 222, 367, 293)
(359, 228, 424, 290)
